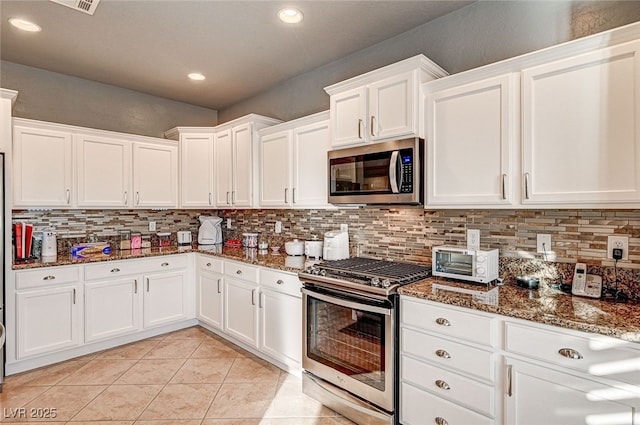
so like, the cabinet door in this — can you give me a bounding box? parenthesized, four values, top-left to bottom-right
(259, 287, 301, 366)
(505, 359, 636, 425)
(143, 270, 188, 328)
(426, 74, 515, 206)
(224, 277, 258, 348)
(76, 134, 132, 207)
(180, 133, 214, 208)
(522, 41, 640, 205)
(330, 87, 367, 147)
(85, 278, 139, 342)
(232, 123, 254, 207)
(369, 71, 417, 141)
(13, 126, 73, 207)
(133, 142, 178, 208)
(197, 269, 224, 331)
(214, 129, 233, 207)
(260, 130, 291, 207)
(16, 285, 80, 359)
(292, 120, 331, 207)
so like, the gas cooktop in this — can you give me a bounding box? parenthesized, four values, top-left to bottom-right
(299, 257, 431, 298)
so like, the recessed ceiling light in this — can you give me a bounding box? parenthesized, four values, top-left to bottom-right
(278, 8, 303, 24)
(8, 18, 41, 32)
(188, 73, 206, 81)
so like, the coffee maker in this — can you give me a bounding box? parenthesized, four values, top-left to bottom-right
(198, 216, 223, 245)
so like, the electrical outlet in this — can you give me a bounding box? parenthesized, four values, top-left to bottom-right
(607, 235, 629, 260)
(275, 221, 282, 234)
(537, 234, 551, 253)
(148, 221, 156, 231)
(340, 224, 348, 233)
(226, 218, 232, 229)
(467, 229, 480, 250)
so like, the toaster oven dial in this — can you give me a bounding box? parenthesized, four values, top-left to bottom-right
(476, 267, 486, 276)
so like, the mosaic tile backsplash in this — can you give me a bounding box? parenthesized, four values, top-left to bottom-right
(12, 207, 640, 299)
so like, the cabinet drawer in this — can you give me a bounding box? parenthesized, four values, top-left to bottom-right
(401, 382, 493, 425)
(196, 255, 223, 274)
(260, 268, 301, 297)
(401, 297, 495, 346)
(16, 266, 81, 289)
(402, 355, 494, 417)
(84, 255, 188, 280)
(225, 260, 259, 283)
(401, 328, 494, 382)
(504, 321, 640, 383)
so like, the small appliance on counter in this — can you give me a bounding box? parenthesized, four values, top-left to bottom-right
(198, 216, 223, 245)
(285, 239, 305, 256)
(323, 230, 349, 260)
(41, 230, 57, 260)
(177, 230, 192, 245)
(304, 236, 323, 259)
(432, 245, 499, 284)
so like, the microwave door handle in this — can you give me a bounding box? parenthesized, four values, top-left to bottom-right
(389, 151, 400, 193)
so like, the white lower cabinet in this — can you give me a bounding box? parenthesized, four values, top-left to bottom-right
(504, 358, 636, 425)
(224, 261, 260, 348)
(84, 277, 139, 342)
(143, 270, 189, 328)
(16, 284, 81, 359)
(258, 269, 302, 368)
(196, 256, 224, 331)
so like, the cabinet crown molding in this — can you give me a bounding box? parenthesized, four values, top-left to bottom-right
(165, 113, 282, 140)
(258, 110, 329, 136)
(1, 88, 18, 103)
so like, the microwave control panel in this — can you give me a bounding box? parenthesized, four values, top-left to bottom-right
(400, 150, 414, 193)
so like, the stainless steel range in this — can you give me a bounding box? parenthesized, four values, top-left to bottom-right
(299, 257, 431, 425)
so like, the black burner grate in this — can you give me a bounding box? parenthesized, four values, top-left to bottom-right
(318, 257, 431, 284)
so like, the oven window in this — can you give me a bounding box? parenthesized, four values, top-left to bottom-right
(306, 295, 386, 391)
(330, 153, 392, 194)
(435, 251, 473, 276)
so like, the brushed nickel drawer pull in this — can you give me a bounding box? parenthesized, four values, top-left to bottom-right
(236, 270, 242, 275)
(72, 288, 76, 304)
(558, 348, 583, 359)
(435, 417, 448, 425)
(42, 275, 56, 281)
(217, 278, 221, 294)
(161, 262, 169, 267)
(502, 173, 507, 199)
(435, 317, 451, 327)
(276, 279, 284, 285)
(206, 262, 212, 267)
(111, 268, 120, 273)
(435, 380, 450, 390)
(146, 278, 150, 292)
(435, 349, 451, 359)
(524, 172, 530, 199)
(134, 279, 138, 294)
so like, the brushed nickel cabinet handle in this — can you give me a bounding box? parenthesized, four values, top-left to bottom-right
(251, 289, 256, 306)
(259, 292, 264, 308)
(370, 116, 375, 137)
(206, 262, 212, 267)
(66, 189, 70, 204)
(435, 317, 451, 327)
(435, 380, 450, 390)
(276, 279, 284, 285)
(358, 119, 363, 139)
(524, 172, 530, 199)
(217, 278, 221, 294)
(136, 191, 140, 205)
(146, 278, 150, 292)
(72, 288, 76, 304)
(111, 268, 120, 273)
(292, 188, 296, 204)
(134, 279, 138, 294)
(209, 192, 212, 205)
(284, 188, 288, 203)
(558, 348, 583, 359)
(435, 349, 451, 359)
(236, 270, 242, 275)
(502, 173, 507, 200)
(435, 417, 448, 425)
(161, 262, 169, 267)
(507, 364, 513, 397)
(226, 191, 230, 205)
(42, 275, 56, 281)
(124, 191, 128, 204)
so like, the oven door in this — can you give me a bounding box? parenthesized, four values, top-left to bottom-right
(302, 285, 394, 411)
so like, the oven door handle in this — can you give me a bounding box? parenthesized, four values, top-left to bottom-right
(389, 150, 400, 194)
(301, 288, 391, 316)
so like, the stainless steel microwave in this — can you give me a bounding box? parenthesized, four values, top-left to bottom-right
(328, 138, 424, 205)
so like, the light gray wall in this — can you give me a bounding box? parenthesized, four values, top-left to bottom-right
(219, 0, 640, 123)
(0, 61, 218, 138)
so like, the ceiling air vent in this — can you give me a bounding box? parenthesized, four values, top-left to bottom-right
(49, 0, 101, 15)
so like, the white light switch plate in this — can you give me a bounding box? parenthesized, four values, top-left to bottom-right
(467, 229, 480, 250)
(275, 221, 282, 234)
(537, 234, 551, 253)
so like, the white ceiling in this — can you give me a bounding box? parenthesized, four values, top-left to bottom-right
(0, 0, 473, 110)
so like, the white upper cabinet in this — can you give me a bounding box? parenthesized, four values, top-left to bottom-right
(132, 141, 178, 208)
(179, 132, 215, 208)
(425, 74, 516, 207)
(521, 40, 640, 205)
(259, 112, 331, 208)
(76, 134, 132, 208)
(13, 124, 73, 208)
(214, 115, 282, 208)
(325, 55, 448, 148)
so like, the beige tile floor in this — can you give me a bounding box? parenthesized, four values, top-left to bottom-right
(0, 326, 355, 424)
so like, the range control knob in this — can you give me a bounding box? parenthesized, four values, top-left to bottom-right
(382, 279, 391, 288)
(371, 277, 381, 287)
(320, 269, 327, 277)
